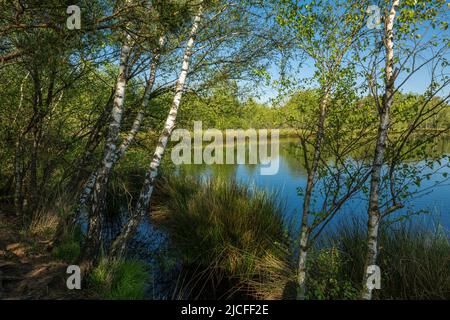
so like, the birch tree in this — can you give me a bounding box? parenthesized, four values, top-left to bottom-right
(77, 1, 197, 267)
(277, 0, 371, 299)
(109, 3, 204, 258)
(360, 0, 450, 299)
(361, 0, 401, 300)
(81, 29, 134, 265)
(107, 0, 278, 258)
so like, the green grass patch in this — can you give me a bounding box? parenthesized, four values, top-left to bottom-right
(52, 226, 82, 263)
(312, 219, 450, 300)
(89, 258, 150, 300)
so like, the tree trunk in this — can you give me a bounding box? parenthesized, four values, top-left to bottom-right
(109, 7, 203, 259)
(13, 72, 29, 217)
(72, 38, 163, 231)
(362, 0, 399, 300)
(14, 138, 24, 217)
(296, 225, 309, 299)
(80, 33, 166, 265)
(69, 88, 115, 192)
(113, 36, 165, 162)
(296, 90, 329, 299)
(80, 32, 133, 266)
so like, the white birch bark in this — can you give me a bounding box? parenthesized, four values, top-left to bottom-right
(109, 6, 203, 258)
(73, 37, 164, 228)
(296, 225, 309, 299)
(362, 0, 400, 300)
(114, 35, 165, 161)
(81, 30, 133, 264)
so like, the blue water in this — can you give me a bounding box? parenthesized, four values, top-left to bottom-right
(177, 138, 450, 233)
(121, 137, 450, 298)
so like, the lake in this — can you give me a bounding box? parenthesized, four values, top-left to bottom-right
(175, 136, 450, 233)
(115, 135, 450, 298)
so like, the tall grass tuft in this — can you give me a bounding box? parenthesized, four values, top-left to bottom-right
(155, 175, 294, 299)
(315, 218, 450, 300)
(89, 258, 150, 300)
(28, 195, 73, 240)
(29, 210, 60, 239)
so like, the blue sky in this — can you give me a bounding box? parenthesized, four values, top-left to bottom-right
(250, 3, 450, 105)
(254, 46, 450, 105)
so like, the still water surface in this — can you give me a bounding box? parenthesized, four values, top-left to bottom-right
(176, 137, 450, 232)
(118, 136, 450, 298)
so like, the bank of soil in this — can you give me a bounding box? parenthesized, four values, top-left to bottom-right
(0, 213, 94, 299)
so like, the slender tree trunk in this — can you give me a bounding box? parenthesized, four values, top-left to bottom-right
(113, 36, 165, 162)
(296, 225, 309, 299)
(296, 90, 329, 299)
(14, 138, 24, 217)
(109, 7, 203, 259)
(27, 71, 43, 220)
(69, 89, 115, 192)
(80, 32, 133, 267)
(362, 0, 399, 300)
(79, 34, 165, 267)
(13, 72, 29, 217)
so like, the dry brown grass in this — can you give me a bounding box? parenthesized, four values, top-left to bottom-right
(245, 251, 295, 300)
(28, 197, 71, 240)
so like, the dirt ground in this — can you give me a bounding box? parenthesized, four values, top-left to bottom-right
(0, 213, 92, 300)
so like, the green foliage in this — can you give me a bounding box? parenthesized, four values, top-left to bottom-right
(0, 0, 449, 302)
(276, 0, 368, 86)
(52, 227, 82, 264)
(52, 237, 81, 263)
(52, 240, 80, 264)
(89, 259, 150, 300)
(306, 248, 359, 300)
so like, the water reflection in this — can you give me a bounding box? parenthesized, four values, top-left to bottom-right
(177, 137, 450, 231)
